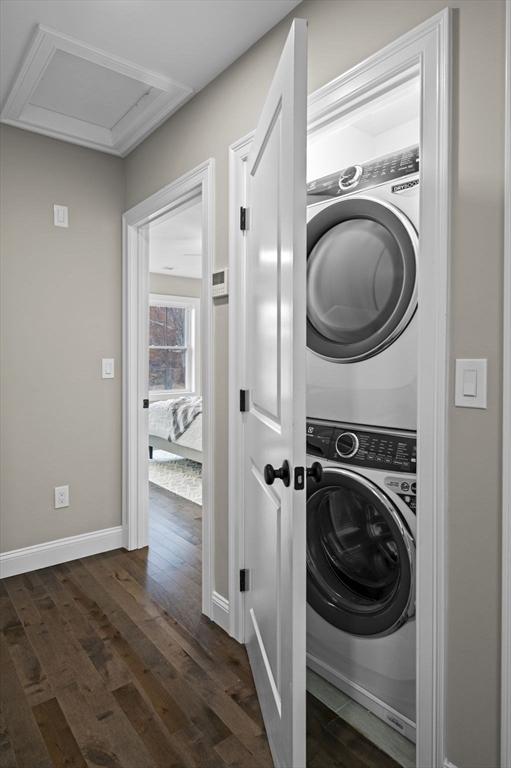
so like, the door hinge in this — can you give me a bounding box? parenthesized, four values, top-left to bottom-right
(240, 389, 249, 412)
(239, 568, 249, 592)
(143, 398, 149, 409)
(240, 206, 248, 231)
(294, 466, 305, 490)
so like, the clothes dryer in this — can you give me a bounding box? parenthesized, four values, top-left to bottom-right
(306, 146, 419, 430)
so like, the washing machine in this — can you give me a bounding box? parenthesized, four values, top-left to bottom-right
(306, 145, 420, 431)
(306, 418, 417, 742)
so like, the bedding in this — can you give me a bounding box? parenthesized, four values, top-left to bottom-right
(149, 396, 202, 445)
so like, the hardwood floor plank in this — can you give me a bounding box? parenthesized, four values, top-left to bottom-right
(59, 570, 189, 737)
(214, 733, 272, 768)
(32, 697, 87, 768)
(69, 557, 271, 765)
(4, 575, 156, 768)
(166, 725, 227, 768)
(2, 621, 53, 708)
(0, 707, 17, 768)
(112, 683, 183, 768)
(0, 635, 52, 768)
(1, 483, 397, 768)
(83, 556, 247, 699)
(35, 568, 132, 692)
(59, 562, 234, 749)
(0, 581, 22, 635)
(71, 558, 263, 752)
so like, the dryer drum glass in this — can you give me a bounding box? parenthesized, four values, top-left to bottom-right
(306, 198, 417, 362)
(307, 219, 402, 344)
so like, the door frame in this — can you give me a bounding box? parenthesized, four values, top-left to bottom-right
(122, 159, 215, 619)
(502, 2, 511, 766)
(228, 9, 451, 768)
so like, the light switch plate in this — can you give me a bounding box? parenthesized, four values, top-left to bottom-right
(53, 204, 68, 227)
(455, 358, 487, 408)
(102, 358, 114, 379)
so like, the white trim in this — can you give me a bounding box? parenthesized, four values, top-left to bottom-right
(502, 3, 511, 767)
(443, 761, 459, 768)
(0, 526, 123, 579)
(228, 132, 253, 642)
(228, 10, 451, 767)
(122, 159, 215, 620)
(211, 591, 230, 633)
(0, 25, 193, 157)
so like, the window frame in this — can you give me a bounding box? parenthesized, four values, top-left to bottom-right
(148, 292, 200, 399)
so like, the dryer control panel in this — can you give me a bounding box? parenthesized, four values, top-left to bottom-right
(306, 420, 417, 474)
(307, 144, 419, 202)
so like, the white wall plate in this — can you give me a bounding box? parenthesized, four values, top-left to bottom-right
(0, 25, 193, 156)
(455, 358, 488, 409)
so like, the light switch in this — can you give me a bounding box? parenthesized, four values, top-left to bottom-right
(455, 359, 487, 408)
(53, 204, 68, 228)
(462, 369, 477, 397)
(102, 358, 114, 379)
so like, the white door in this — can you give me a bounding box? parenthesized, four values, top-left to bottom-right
(242, 18, 308, 768)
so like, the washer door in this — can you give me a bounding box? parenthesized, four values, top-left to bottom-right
(307, 468, 415, 637)
(307, 197, 417, 362)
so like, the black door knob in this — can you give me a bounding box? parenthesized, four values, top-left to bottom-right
(264, 460, 291, 487)
(307, 462, 323, 483)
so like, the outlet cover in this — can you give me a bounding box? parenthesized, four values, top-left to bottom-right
(54, 485, 69, 508)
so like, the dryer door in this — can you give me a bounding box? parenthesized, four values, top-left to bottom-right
(307, 467, 415, 636)
(307, 197, 417, 362)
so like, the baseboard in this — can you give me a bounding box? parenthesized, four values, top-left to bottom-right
(211, 590, 230, 632)
(444, 761, 458, 768)
(0, 526, 123, 579)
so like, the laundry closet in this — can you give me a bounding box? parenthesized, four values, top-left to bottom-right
(304, 76, 420, 762)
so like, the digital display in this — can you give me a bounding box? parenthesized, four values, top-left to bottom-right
(212, 271, 224, 285)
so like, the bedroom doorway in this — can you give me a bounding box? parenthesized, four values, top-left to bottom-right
(122, 160, 215, 619)
(145, 199, 204, 601)
(146, 198, 203, 507)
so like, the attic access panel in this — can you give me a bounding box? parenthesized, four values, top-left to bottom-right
(0, 26, 192, 156)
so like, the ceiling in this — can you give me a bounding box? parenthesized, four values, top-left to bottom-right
(149, 198, 202, 279)
(0, 0, 301, 155)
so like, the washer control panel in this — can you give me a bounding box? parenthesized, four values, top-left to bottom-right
(307, 144, 419, 202)
(306, 420, 417, 473)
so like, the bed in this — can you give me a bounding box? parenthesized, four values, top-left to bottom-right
(148, 396, 203, 464)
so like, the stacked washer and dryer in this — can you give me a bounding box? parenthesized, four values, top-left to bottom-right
(305, 144, 420, 742)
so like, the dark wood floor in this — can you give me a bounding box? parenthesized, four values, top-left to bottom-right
(0, 482, 399, 768)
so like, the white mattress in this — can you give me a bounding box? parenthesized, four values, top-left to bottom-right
(149, 399, 202, 452)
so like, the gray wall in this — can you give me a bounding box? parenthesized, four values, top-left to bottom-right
(149, 272, 201, 298)
(124, 2, 505, 766)
(0, 125, 125, 550)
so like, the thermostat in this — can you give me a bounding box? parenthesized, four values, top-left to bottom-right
(212, 268, 229, 298)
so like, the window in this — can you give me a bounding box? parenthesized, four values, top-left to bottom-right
(148, 294, 199, 395)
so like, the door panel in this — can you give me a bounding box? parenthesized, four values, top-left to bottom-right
(249, 108, 282, 422)
(242, 18, 307, 768)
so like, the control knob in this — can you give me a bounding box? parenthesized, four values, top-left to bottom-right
(338, 165, 363, 191)
(335, 432, 359, 459)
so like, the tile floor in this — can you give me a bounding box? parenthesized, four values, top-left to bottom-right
(306, 668, 416, 768)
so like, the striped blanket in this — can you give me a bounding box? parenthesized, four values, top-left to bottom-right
(149, 396, 202, 443)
